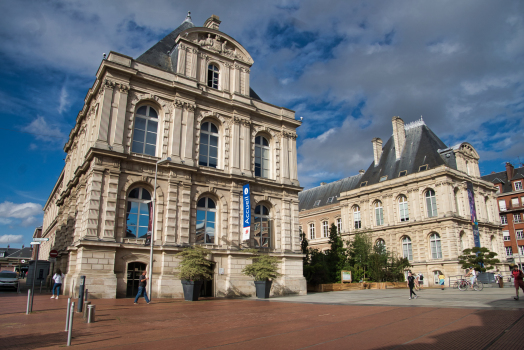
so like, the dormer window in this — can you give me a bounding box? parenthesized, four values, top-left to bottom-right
(379, 175, 388, 182)
(419, 164, 428, 172)
(327, 197, 334, 204)
(207, 64, 219, 89)
(399, 170, 407, 177)
(515, 181, 523, 191)
(313, 200, 321, 207)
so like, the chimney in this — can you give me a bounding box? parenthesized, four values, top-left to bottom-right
(359, 169, 365, 175)
(204, 15, 221, 30)
(320, 182, 327, 186)
(372, 138, 383, 167)
(392, 116, 406, 160)
(506, 162, 514, 180)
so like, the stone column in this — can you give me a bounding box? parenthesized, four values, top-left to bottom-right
(170, 101, 183, 162)
(182, 104, 195, 166)
(111, 84, 129, 153)
(101, 170, 119, 241)
(230, 118, 241, 175)
(281, 199, 291, 251)
(243, 68, 250, 95)
(177, 44, 186, 75)
(223, 63, 231, 91)
(229, 188, 241, 246)
(82, 168, 103, 238)
(94, 79, 115, 149)
(190, 48, 198, 80)
(164, 180, 179, 244)
(199, 53, 208, 84)
(290, 134, 298, 181)
(179, 183, 192, 244)
(74, 183, 86, 242)
(240, 120, 252, 176)
(233, 65, 240, 94)
(280, 133, 291, 184)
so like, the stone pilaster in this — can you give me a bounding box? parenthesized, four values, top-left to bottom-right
(94, 79, 115, 149)
(177, 44, 186, 75)
(82, 168, 103, 238)
(110, 84, 129, 153)
(179, 183, 192, 243)
(164, 181, 179, 244)
(101, 170, 119, 241)
(182, 104, 195, 166)
(170, 101, 183, 161)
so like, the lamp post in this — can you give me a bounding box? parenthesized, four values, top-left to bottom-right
(148, 157, 171, 299)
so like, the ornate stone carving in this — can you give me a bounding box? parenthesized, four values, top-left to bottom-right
(119, 84, 129, 93)
(194, 33, 248, 62)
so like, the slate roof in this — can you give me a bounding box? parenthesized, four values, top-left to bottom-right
(298, 174, 363, 211)
(0, 248, 21, 258)
(481, 166, 524, 193)
(7, 247, 33, 259)
(359, 122, 453, 187)
(135, 16, 263, 101)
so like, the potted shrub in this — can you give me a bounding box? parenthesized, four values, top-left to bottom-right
(242, 250, 281, 298)
(175, 246, 213, 301)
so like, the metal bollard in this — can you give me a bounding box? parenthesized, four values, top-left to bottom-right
(67, 302, 75, 346)
(26, 289, 31, 315)
(83, 301, 91, 319)
(65, 297, 71, 331)
(86, 304, 95, 323)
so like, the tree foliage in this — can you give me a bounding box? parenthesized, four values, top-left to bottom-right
(242, 249, 282, 281)
(175, 245, 213, 281)
(458, 247, 500, 272)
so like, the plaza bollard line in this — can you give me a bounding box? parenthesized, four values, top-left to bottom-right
(87, 304, 95, 324)
(83, 301, 91, 319)
(67, 302, 75, 346)
(26, 289, 31, 315)
(65, 297, 71, 332)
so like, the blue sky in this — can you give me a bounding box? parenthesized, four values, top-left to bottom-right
(0, 0, 523, 247)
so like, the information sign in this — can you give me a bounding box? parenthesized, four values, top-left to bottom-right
(341, 270, 352, 283)
(242, 184, 251, 241)
(49, 250, 58, 258)
(33, 238, 49, 242)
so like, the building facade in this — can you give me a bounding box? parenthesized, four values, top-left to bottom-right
(39, 14, 306, 299)
(299, 117, 503, 286)
(482, 163, 524, 270)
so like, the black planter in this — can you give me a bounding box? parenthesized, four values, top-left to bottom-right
(181, 280, 203, 301)
(254, 280, 272, 299)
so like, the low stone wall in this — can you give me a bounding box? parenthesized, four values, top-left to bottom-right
(308, 282, 407, 292)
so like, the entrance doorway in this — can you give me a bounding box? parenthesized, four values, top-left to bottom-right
(126, 262, 146, 298)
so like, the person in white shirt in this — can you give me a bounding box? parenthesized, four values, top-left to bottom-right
(51, 269, 65, 299)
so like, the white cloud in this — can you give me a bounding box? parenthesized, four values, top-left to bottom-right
(21, 216, 39, 227)
(0, 218, 13, 225)
(0, 201, 42, 219)
(21, 116, 66, 142)
(0, 234, 24, 244)
(58, 84, 70, 114)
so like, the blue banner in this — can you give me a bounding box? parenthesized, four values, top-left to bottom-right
(467, 181, 481, 248)
(242, 184, 251, 241)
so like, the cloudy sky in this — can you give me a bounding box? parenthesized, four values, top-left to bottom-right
(0, 0, 522, 247)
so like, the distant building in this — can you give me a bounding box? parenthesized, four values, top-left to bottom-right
(0, 245, 32, 273)
(481, 163, 524, 270)
(39, 13, 305, 299)
(299, 117, 503, 286)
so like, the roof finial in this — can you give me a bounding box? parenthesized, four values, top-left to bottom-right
(182, 11, 192, 24)
(420, 115, 424, 121)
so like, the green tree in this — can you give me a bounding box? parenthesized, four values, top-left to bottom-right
(458, 247, 500, 272)
(303, 248, 331, 284)
(347, 232, 372, 281)
(175, 246, 213, 281)
(325, 223, 348, 282)
(242, 249, 281, 281)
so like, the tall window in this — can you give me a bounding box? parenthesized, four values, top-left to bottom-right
(430, 233, 442, 259)
(199, 122, 219, 168)
(501, 215, 507, 225)
(517, 230, 524, 240)
(254, 205, 270, 248)
(126, 188, 152, 238)
(499, 199, 506, 211)
(309, 223, 315, 240)
(514, 214, 522, 223)
(322, 221, 329, 238)
(375, 201, 384, 226)
(196, 197, 216, 244)
(337, 218, 342, 233)
(454, 188, 460, 215)
(426, 189, 437, 218)
(255, 136, 270, 178)
(353, 206, 361, 229)
(398, 196, 409, 222)
(132, 106, 158, 156)
(506, 246, 513, 256)
(503, 230, 510, 241)
(402, 236, 413, 261)
(519, 246, 524, 256)
(207, 64, 219, 89)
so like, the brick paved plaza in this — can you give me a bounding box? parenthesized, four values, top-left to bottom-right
(1, 288, 523, 349)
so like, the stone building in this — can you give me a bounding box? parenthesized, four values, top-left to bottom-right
(481, 163, 524, 270)
(299, 117, 503, 286)
(39, 13, 306, 299)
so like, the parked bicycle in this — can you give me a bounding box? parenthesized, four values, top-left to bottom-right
(457, 278, 484, 291)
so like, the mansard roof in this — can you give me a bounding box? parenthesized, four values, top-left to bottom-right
(481, 166, 524, 193)
(359, 122, 453, 187)
(298, 173, 363, 211)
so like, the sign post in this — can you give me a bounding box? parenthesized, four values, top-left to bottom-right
(242, 184, 251, 242)
(29, 242, 40, 313)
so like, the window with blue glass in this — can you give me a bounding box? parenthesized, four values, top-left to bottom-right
(132, 106, 158, 156)
(199, 122, 219, 168)
(196, 197, 216, 244)
(126, 188, 152, 238)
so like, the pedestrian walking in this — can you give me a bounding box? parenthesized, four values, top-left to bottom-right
(50, 269, 64, 299)
(439, 272, 445, 290)
(511, 264, 524, 300)
(407, 271, 417, 300)
(134, 270, 150, 304)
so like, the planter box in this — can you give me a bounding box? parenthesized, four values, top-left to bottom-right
(307, 282, 407, 292)
(181, 280, 203, 301)
(254, 280, 272, 298)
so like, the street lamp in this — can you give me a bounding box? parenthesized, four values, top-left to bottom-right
(148, 157, 171, 299)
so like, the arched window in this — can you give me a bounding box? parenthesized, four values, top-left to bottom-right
(322, 221, 329, 238)
(337, 218, 342, 233)
(255, 136, 270, 178)
(430, 233, 442, 259)
(126, 188, 152, 238)
(309, 223, 315, 240)
(402, 236, 413, 261)
(375, 201, 384, 226)
(196, 197, 216, 244)
(454, 188, 460, 215)
(398, 196, 409, 222)
(425, 189, 437, 218)
(132, 106, 158, 156)
(254, 205, 270, 248)
(199, 122, 219, 168)
(353, 206, 361, 229)
(207, 64, 219, 89)
(376, 239, 386, 253)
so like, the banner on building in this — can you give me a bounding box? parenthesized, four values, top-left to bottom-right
(242, 184, 251, 241)
(145, 202, 153, 246)
(466, 181, 481, 248)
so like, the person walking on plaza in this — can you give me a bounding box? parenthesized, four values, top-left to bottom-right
(407, 271, 417, 300)
(134, 270, 150, 304)
(511, 264, 524, 300)
(439, 272, 445, 290)
(50, 269, 64, 299)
